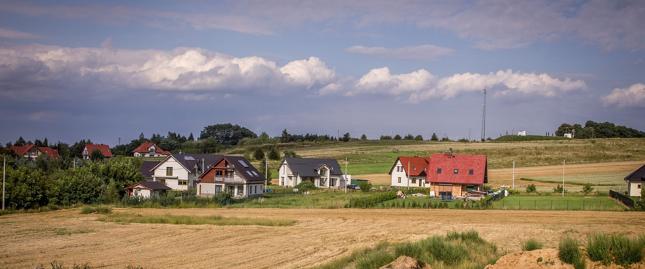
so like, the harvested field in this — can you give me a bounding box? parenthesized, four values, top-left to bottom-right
(1, 208, 644, 268)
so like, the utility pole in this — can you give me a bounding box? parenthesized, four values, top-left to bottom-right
(264, 156, 268, 189)
(2, 155, 5, 211)
(344, 157, 348, 194)
(512, 160, 515, 190)
(481, 88, 487, 142)
(562, 160, 566, 197)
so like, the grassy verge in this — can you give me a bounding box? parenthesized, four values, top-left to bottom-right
(315, 230, 500, 269)
(97, 213, 296, 226)
(586, 233, 645, 266)
(491, 195, 624, 211)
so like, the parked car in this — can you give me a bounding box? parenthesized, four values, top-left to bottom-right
(347, 184, 360, 190)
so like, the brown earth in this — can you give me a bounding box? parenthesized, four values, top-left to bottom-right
(1, 208, 645, 269)
(356, 160, 643, 188)
(487, 248, 645, 269)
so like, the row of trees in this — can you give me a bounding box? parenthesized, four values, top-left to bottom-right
(2, 156, 142, 209)
(556, 121, 645, 139)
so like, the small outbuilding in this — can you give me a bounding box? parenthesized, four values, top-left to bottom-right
(625, 164, 645, 197)
(126, 181, 171, 198)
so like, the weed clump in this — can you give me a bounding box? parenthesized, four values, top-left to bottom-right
(522, 239, 543, 251)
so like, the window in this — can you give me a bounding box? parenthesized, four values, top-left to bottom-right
(254, 185, 258, 193)
(178, 180, 188, 186)
(216, 170, 223, 176)
(238, 159, 249, 167)
(453, 169, 459, 174)
(411, 178, 416, 184)
(397, 177, 401, 183)
(638, 184, 642, 189)
(166, 167, 173, 176)
(215, 185, 222, 193)
(436, 168, 442, 174)
(468, 169, 474, 175)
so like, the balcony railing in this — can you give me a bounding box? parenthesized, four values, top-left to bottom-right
(215, 176, 245, 184)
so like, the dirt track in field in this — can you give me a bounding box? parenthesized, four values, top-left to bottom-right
(1, 208, 644, 269)
(358, 160, 643, 187)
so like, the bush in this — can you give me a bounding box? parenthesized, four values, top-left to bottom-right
(355, 250, 395, 269)
(522, 239, 543, 251)
(609, 234, 644, 265)
(213, 192, 232, 206)
(358, 182, 372, 192)
(553, 184, 567, 193)
(347, 192, 397, 208)
(582, 183, 594, 195)
(296, 181, 317, 192)
(424, 236, 468, 265)
(558, 237, 582, 265)
(587, 233, 612, 264)
(526, 184, 537, 193)
(80, 206, 112, 214)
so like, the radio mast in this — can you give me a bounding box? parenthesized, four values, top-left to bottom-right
(481, 88, 487, 142)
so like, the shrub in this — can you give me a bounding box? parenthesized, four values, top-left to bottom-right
(609, 234, 643, 265)
(358, 182, 372, 192)
(213, 192, 233, 206)
(347, 192, 397, 208)
(582, 183, 594, 195)
(558, 237, 581, 265)
(355, 250, 395, 269)
(522, 239, 543, 251)
(526, 184, 537, 193)
(80, 206, 112, 214)
(553, 184, 567, 193)
(587, 233, 612, 264)
(296, 181, 317, 192)
(446, 230, 484, 243)
(424, 236, 468, 265)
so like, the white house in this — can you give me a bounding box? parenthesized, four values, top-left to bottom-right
(564, 133, 574, 139)
(149, 154, 222, 191)
(126, 181, 171, 198)
(389, 156, 429, 188)
(517, 131, 527, 136)
(197, 156, 266, 198)
(625, 164, 645, 197)
(278, 157, 350, 189)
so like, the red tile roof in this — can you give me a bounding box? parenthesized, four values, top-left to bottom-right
(390, 156, 429, 176)
(10, 144, 35, 156)
(84, 144, 113, 157)
(37, 147, 59, 159)
(10, 144, 59, 159)
(426, 153, 487, 185)
(132, 141, 170, 155)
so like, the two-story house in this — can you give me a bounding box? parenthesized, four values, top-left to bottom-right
(197, 156, 266, 198)
(388, 156, 429, 188)
(278, 157, 350, 189)
(149, 154, 222, 191)
(132, 141, 170, 157)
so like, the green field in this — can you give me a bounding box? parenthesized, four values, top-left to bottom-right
(229, 190, 375, 209)
(491, 195, 625, 211)
(521, 172, 628, 192)
(237, 138, 645, 176)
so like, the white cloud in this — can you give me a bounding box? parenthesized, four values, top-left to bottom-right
(350, 68, 586, 102)
(0, 27, 39, 39)
(346, 44, 454, 60)
(0, 45, 337, 96)
(602, 83, 645, 108)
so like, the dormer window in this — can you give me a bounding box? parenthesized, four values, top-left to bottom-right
(436, 168, 442, 174)
(468, 169, 474, 175)
(453, 169, 459, 174)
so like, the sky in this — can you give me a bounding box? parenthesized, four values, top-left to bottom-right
(1, 0, 644, 145)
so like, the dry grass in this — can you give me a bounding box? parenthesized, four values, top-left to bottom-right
(97, 213, 296, 226)
(1, 208, 645, 268)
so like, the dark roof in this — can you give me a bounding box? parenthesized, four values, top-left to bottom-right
(171, 154, 223, 174)
(140, 161, 160, 179)
(283, 157, 343, 177)
(128, 180, 171, 191)
(225, 155, 266, 182)
(625, 164, 645, 181)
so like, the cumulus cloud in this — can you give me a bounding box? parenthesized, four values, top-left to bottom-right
(0, 45, 337, 97)
(346, 44, 454, 60)
(602, 83, 645, 108)
(350, 68, 586, 102)
(0, 27, 39, 39)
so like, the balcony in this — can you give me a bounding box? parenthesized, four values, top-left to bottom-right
(215, 176, 245, 184)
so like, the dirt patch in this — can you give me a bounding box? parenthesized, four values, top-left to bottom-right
(487, 249, 571, 269)
(1, 208, 645, 268)
(380, 256, 429, 269)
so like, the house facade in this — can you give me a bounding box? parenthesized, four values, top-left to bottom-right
(389, 156, 429, 188)
(126, 181, 171, 198)
(132, 141, 170, 157)
(197, 156, 265, 198)
(10, 144, 60, 159)
(278, 157, 350, 189)
(149, 154, 222, 191)
(388, 153, 487, 199)
(82, 144, 113, 160)
(625, 164, 645, 197)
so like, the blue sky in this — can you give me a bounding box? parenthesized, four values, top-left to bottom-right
(0, 0, 644, 145)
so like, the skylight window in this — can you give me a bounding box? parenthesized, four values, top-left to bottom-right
(246, 171, 253, 176)
(252, 171, 259, 176)
(238, 160, 249, 167)
(184, 156, 195, 161)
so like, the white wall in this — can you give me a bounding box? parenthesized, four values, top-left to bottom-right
(391, 160, 409, 187)
(132, 188, 151, 198)
(198, 183, 216, 196)
(628, 181, 643, 197)
(279, 162, 300, 187)
(153, 156, 191, 191)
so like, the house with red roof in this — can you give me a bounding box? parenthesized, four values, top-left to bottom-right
(389, 152, 488, 199)
(197, 156, 266, 198)
(132, 141, 170, 157)
(82, 144, 113, 160)
(388, 156, 430, 187)
(10, 144, 60, 159)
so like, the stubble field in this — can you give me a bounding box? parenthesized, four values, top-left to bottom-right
(1, 208, 644, 268)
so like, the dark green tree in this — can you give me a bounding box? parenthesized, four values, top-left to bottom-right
(268, 147, 280, 160)
(281, 129, 290, 143)
(394, 134, 402, 140)
(14, 136, 26, 146)
(414, 135, 423, 141)
(431, 133, 439, 141)
(90, 149, 104, 161)
(253, 148, 265, 160)
(342, 132, 351, 142)
(199, 123, 257, 146)
(360, 134, 367, 140)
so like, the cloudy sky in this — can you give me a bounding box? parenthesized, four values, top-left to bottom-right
(1, 0, 644, 145)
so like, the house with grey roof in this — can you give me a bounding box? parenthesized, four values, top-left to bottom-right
(625, 164, 645, 197)
(149, 153, 223, 191)
(197, 156, 266, 198)
(278, 157, 351, 189)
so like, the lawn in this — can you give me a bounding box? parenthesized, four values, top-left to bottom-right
(228, 190, 377, 209)
(491, 195, 625, 211)
(520, 172, 627, 192)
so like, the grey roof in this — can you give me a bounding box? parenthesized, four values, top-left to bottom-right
(129, 180, 171, 191)
(140, 161, 160, 179)
(172, 154, 223, 174)
(224, 155, 266, 182)
(625, 164, 645, 181)
(283, 157, 343, 177)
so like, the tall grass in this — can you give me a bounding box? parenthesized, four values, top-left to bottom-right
(80, 206, 112, 214)
(521, 239, 543, 251)
(316, 230, 500, 269)
(558, 237, 585, 269)
(586, 233, 645, 266)
(346, 192, 396, 208)
(97, 213, 296, 226)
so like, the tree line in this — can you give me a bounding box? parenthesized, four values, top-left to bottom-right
(555, 121, 645, 139)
